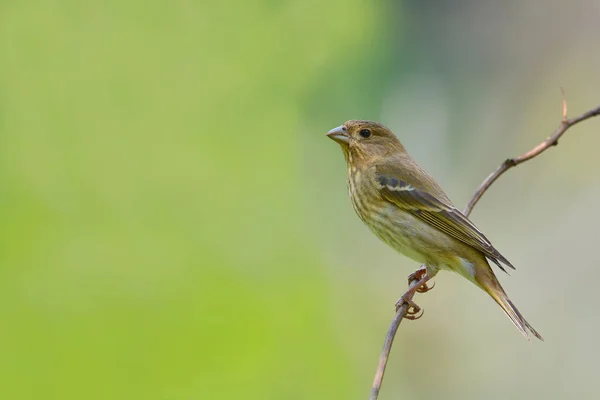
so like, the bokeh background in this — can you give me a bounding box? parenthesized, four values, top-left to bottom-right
(1, 1, 600, 399)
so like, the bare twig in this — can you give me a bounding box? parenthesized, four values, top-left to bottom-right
(463, 102, 600, 216)
(370, 100, 600, 400)
(369, 276, 421, 400)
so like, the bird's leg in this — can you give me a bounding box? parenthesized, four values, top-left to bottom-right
(395, 268, 433, 320)
(408, 265, 435, 293)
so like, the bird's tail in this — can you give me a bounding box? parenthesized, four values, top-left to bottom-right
(476, 269, 543, 341)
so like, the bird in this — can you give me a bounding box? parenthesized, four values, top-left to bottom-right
(326, 120, 542, 341)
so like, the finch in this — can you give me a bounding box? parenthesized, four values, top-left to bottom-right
(327, 120, 542, 341)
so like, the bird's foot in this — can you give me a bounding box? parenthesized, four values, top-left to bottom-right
(408, 265, 435, 294)
(416, 280, 435, 293)
(407, 265, 427, 285)
(394, 266, 434, 320)
(395, 296, 423, 320)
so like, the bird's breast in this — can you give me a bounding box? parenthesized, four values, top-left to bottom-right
(347, 169, 432, 265)
(347, 169, 383, 223)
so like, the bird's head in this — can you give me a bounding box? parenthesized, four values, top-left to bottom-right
(326, 120, 405, 165)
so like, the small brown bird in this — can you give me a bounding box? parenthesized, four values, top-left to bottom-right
(327, 120, 542, 340)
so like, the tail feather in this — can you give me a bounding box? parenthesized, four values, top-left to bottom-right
(477, 275, 543, 341)
(505, 298, 544, 341)
(483, 285, 544, 341)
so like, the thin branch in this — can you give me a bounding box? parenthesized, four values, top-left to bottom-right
(464, 103, 600, 216)
(370, 100, 600, 399)
(369, 276, 421, 400)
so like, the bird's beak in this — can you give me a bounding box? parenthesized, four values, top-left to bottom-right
(326, 125, 350, 145)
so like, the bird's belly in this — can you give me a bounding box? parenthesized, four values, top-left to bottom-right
(360, 205, 425, 259)
(359, 204, 459, 270)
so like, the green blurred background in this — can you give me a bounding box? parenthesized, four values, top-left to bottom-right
(1, 1, 600, 399)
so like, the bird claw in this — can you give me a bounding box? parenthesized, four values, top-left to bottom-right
(408, 266, 434, 294)
(407, 266, 427, 285)
(405, 307, 424, 320)
(395, 296, 423, 320)
(416, 280, 435, 293)
(395, 266, 433, 320)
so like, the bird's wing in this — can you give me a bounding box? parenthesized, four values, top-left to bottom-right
(375, 165, 514, 272)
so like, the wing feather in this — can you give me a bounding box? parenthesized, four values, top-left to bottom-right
(376, 171, 514, 272)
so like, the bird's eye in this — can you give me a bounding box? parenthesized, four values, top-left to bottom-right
(359, 129, 372, 138)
